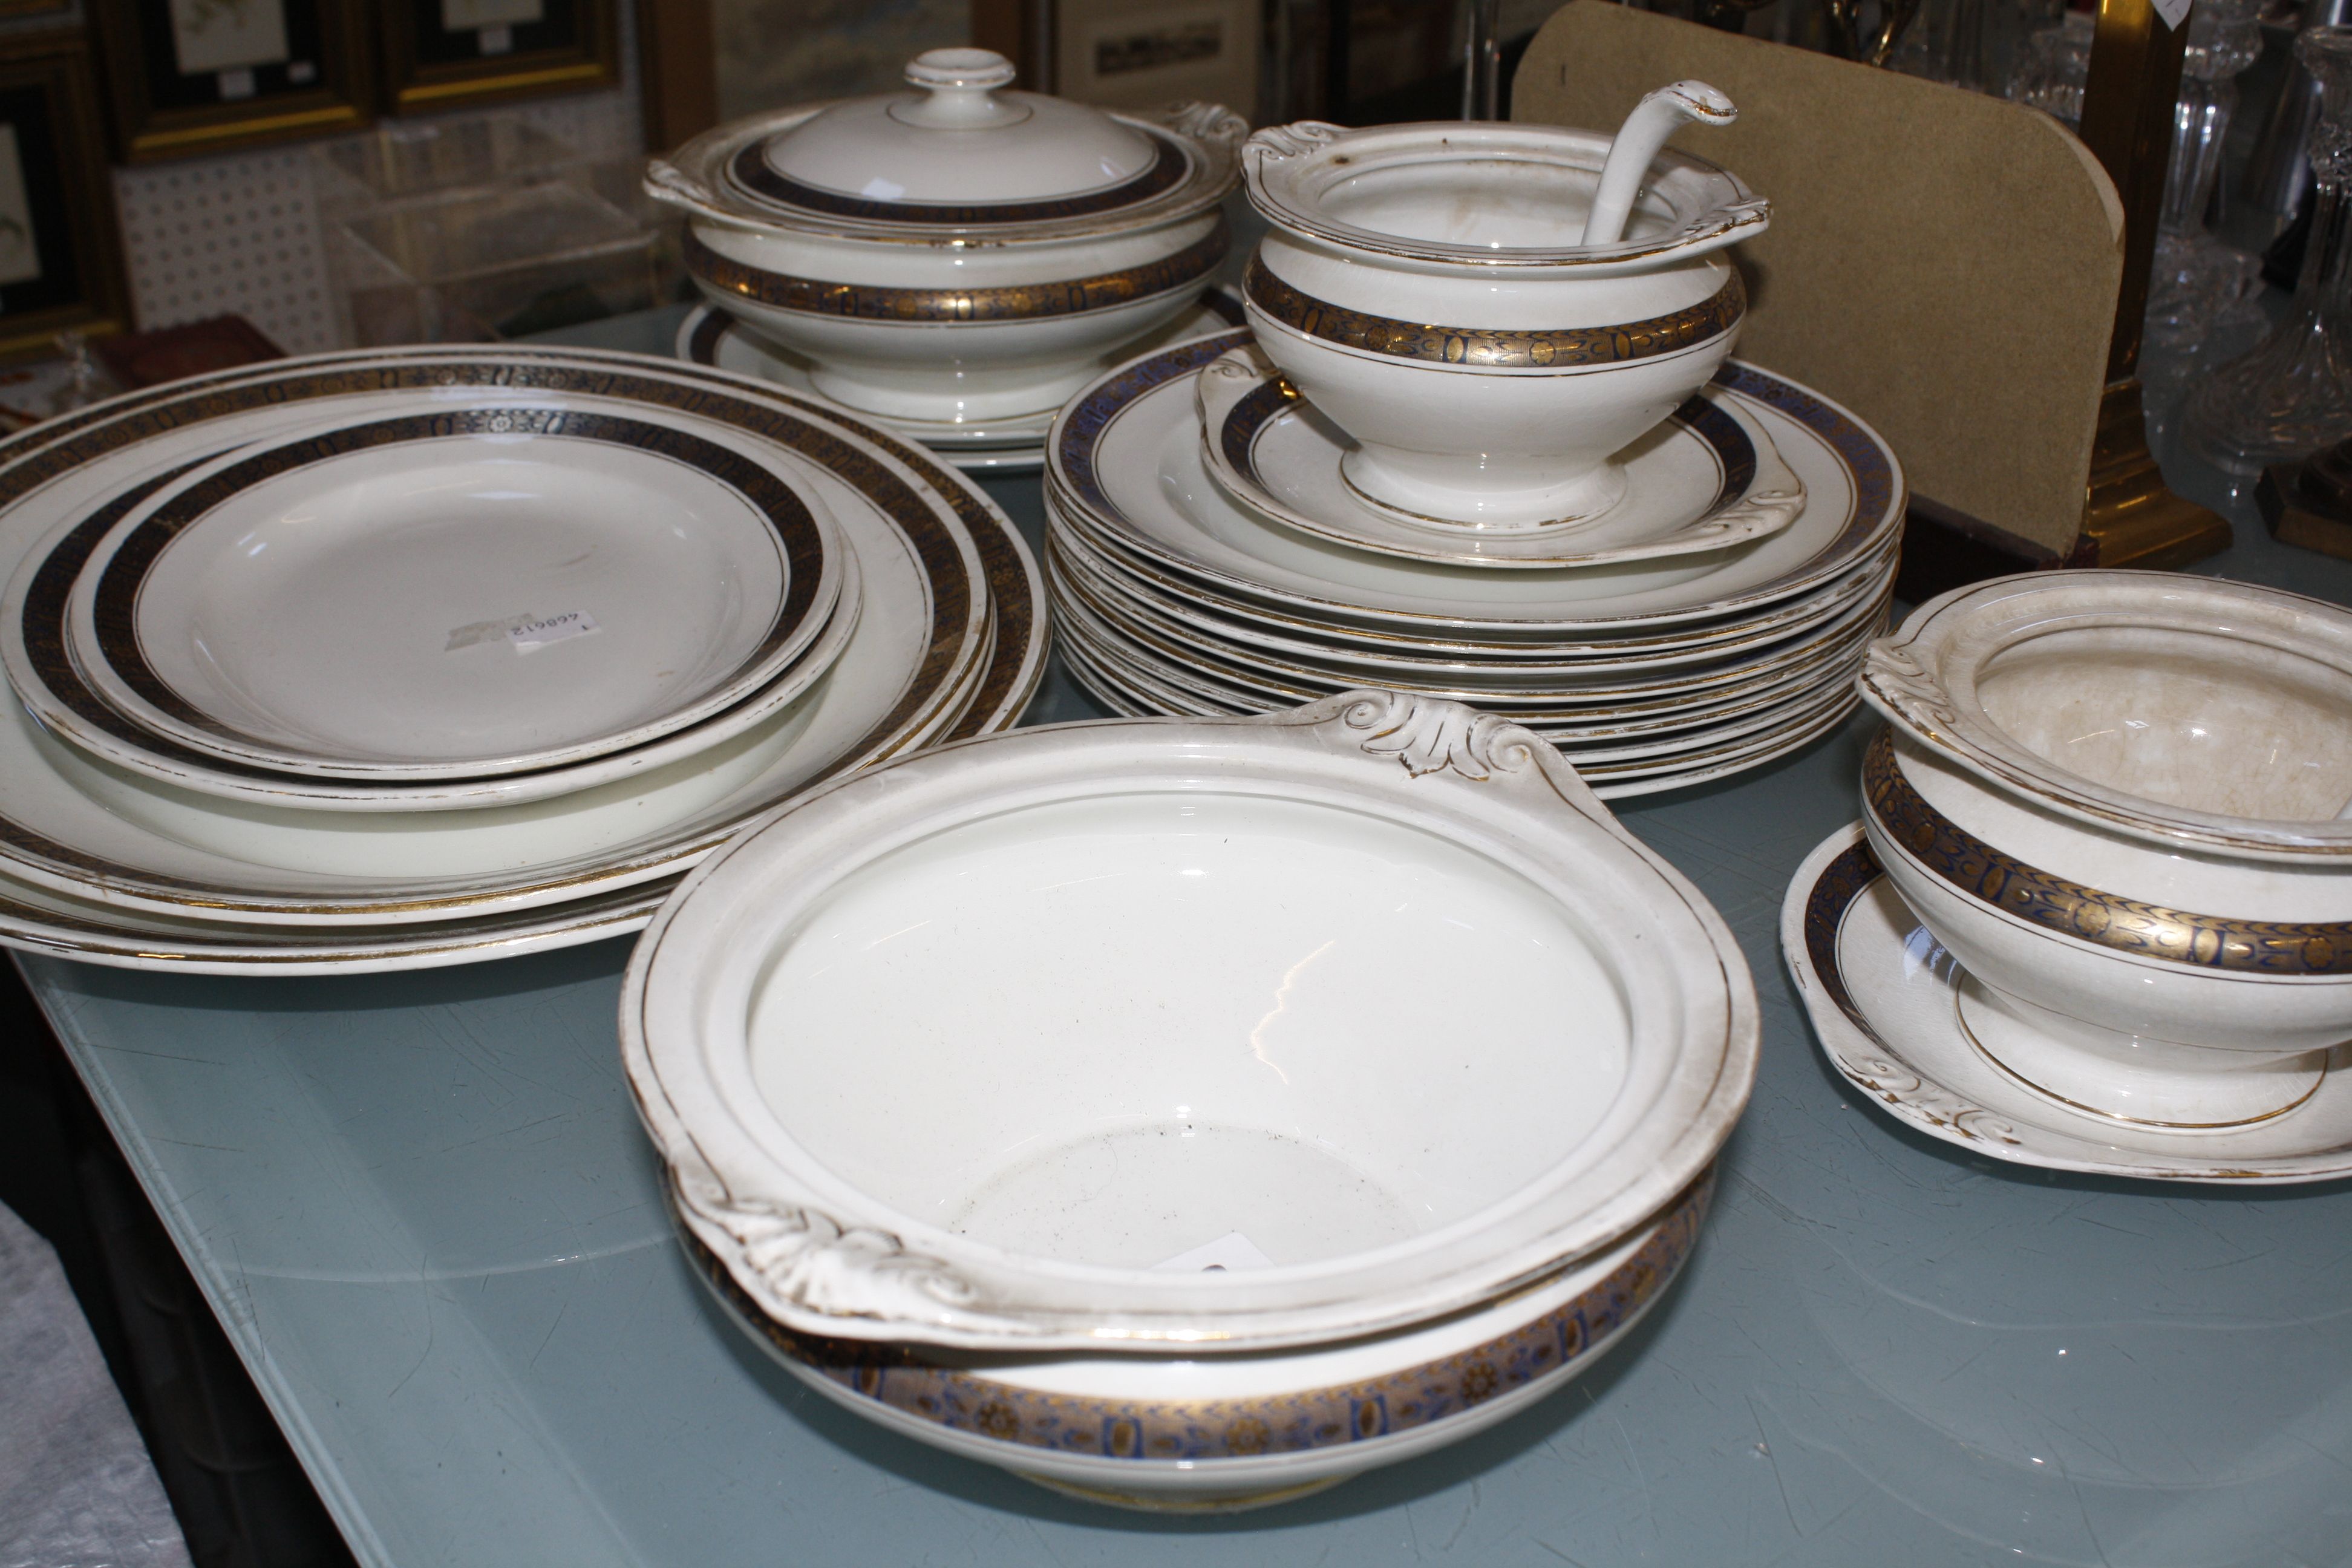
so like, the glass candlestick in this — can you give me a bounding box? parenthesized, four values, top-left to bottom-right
(2186, 26, 2352, 475)
(2144, 0, 2265, 360)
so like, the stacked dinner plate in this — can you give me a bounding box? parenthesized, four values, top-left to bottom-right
(0, 344, 1042, 975)
(1045, 330, 1906, 798)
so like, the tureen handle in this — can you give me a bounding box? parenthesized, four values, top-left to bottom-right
(1244, 120, 1347, 162)
(1857, 638, 1961, 739)
(642, 158, 739, 226)
(895, 48, 1030, 129)
(1142, 100, 1249, 145)
(1582, 81, 1738, 247)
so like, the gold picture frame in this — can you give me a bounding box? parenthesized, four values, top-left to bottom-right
(0, 30, 132, 359)
(89, 0, 373, 162)
(380, 0, 619, 114)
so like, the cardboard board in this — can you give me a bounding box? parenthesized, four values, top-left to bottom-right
(1515, 2, 2125, 554)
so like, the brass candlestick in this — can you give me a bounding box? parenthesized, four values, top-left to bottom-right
(2073, 0, 2234, 567)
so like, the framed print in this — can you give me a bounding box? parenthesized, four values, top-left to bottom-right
(381, 0, 618, 113)
(1051, 0, 1259, 116)
(0, 32, 131, 359)
(90, 0, 371, 161)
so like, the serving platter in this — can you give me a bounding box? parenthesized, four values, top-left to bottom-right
(1781, 823, 2352, 1183)
(1195, 345, 1805, 569)
(60, 407, 848, 781)
(0, 344, 1044, 967)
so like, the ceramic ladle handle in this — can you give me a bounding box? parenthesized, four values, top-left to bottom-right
(1580, 81, 1739, 247)
(893, 48, 1031, 130)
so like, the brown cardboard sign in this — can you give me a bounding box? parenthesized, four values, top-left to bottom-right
(1515, 2, 2124, 554)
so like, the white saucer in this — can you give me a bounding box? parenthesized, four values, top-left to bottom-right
(1194, 345, 1805, 569)
(1781, 823, 2352, 1184)
(678, 289, 1249, 472)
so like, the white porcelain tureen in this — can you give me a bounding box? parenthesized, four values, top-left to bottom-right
(1240, 87, 1768, 531)
(1858, 571, 2352, 1130)
(645, 49, 1244, 424)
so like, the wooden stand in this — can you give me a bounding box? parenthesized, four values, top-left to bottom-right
(2258, 436, 2352, 560)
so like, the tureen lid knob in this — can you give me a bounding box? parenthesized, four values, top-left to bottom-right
(895, 48, 1030, 129)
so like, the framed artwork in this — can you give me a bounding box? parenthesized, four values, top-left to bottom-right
(380, 0, 618, 114)
(90, 0, 371, 161)
(0, 31, 132, 359)
(1051, 0, 1259, 116)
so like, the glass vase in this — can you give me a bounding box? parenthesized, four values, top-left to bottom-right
(2186, 26, 2352, 475)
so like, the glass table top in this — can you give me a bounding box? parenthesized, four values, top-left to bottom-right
(17, 305, 2352, 1567)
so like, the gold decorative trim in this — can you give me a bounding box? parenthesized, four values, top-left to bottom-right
(1863, 729, 2352, 976)
(684, 1169, 1710, 1462)
(1243, 258, 1743, 370)
(684, 218, 1229, 324)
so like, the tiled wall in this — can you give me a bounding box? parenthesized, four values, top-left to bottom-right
(108, 5, 645, 353)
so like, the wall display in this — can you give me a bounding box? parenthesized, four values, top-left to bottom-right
(90, 0, 371, 161)
(1051, 0, 1258, 116)
(379, 0, 618, 114)
(0, 32, 131, 359)
(709, 0, 960, 122)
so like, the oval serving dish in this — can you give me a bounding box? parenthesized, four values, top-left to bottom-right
(622, 689, 1755, 1359)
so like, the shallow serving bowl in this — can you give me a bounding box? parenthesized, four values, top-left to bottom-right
(622, 690, 1755, 1359)
(685, 1168, 1711, 1510)
(648, 50, 1242, 425)
(1857, 570, 2352, 1129)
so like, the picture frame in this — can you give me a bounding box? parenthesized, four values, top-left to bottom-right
(89, 0, 372, 162)
(0, 30, 132, 359)
(380, 0, 619, 114)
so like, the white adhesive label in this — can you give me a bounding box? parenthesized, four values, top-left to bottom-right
(2154, 0, 2191, 28)
(445, 610, 600, 653)
(1150, 1232, 1275, 1273)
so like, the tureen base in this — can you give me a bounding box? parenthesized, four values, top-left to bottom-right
(1956, 976, 2331, 1129)
(1339, 446, 1631, 533)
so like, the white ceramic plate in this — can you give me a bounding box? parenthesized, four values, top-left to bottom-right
(1047, 499, 1893, 687)
(1048, 333, 1904, 636)
(7, 421, 866, 812)
(0, 346, 1038, 930)
(63, 406, 849, 780)
(1195, 344, 1803, 569)
(624, 690, 1757, 1352)
(676, 289, 1250, 469)
(1051, 531, 1897, 710)
(1782, 822, 2352, 1183)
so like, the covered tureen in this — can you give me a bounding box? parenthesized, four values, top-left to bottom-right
(647, 49, 1244, 424)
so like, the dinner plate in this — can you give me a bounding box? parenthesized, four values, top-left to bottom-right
(1195, 344, 1804, 569)
(1782, 823, 2352, 1183)
(676, 287, 1250, 470)
(62, 406, 848, 780)
(1050, 525, 1897, 706)
(0, 347, 1039, 930)
(1048, 333, 1904, 636)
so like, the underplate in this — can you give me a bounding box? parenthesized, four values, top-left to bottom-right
(1781, 823, 2352, 1183)
(0, 346, 1040, 932)
(1195, 345, 1804, 569)
(624, 690, 1757, 1351)
(675, 287, 1248, 470)
(60, 407, 848, 781)
(1048, 332, 1903, 636)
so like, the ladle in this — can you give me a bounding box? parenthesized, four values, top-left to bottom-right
(1581, 81, 1739, 247)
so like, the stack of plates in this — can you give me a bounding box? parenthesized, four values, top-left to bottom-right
(676, 287, 1248, 474)
(0, 345, 1043, 975)
(1044, 330, 1905, 798)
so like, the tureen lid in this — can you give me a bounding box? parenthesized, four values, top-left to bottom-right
(646, 50, 1246, 242)
(760, 50, 1157, 206)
